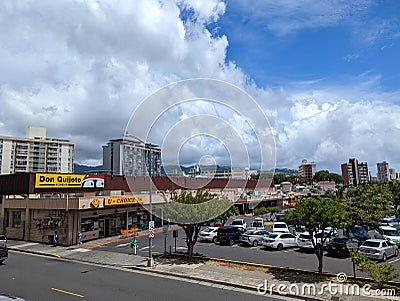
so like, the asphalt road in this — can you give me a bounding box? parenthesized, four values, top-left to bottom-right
(0, 252, 281, 301)
(97, 223, 400, 276)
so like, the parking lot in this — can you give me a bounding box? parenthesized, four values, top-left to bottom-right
(97, 215, 400, 277)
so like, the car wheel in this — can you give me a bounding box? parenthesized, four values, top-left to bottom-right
(382, 253, 387, 262)
(229, 238, 234, 246)
(277, 243, 283, 251)
(252, 240, 259, 247)
(212, 237, 217, 243)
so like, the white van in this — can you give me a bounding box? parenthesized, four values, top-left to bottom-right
(272, 222, 289, 233)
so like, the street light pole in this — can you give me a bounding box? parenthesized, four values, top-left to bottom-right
(147, 146, 154, 267)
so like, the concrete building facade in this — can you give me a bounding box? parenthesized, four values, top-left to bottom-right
(377, 161, 390, 183)
(298, 159, 316, 183)
(103, 136, 161, 176)
(0, 126, 74, 175)
(341, 158, 369, 186)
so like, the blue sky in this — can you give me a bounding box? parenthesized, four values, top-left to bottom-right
(0, 0, 399, 175)
(216, 0, 400, 91)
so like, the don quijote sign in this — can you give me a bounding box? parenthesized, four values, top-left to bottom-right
(35, 173, 104, 189)
(104, 196, 145, 206)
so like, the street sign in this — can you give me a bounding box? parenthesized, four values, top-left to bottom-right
(162, 224, 169, 237)
(149, 221, 155, 238)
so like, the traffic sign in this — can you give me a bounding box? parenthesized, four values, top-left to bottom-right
(162, 224, 169, 237)
(149, 221, 155, 238)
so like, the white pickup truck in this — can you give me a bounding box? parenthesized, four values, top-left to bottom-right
(0, 235, 8, 264)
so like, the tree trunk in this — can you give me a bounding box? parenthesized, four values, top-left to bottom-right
(316, 245, 324, 277)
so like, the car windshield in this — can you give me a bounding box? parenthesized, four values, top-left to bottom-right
(268, 234, 279, 239)
(363, 241, 380, 248)
(274, 224, 286, 228)
(244, 230, 257, 235)
(231, 220, 243, 225)
(383, 229, 400, 236)
(331, 238, 347, 243)
(299, 234, 310, 239)
(202, 228, 214, 233)
(252, 222, 262, 227)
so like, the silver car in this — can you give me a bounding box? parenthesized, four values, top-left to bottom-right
(239, 229, 269, 247)
(198, 227, 219, 243)
(358, 239, 399, 261)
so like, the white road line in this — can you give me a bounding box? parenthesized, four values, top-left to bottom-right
(139, 245, 155, 251)
(388, 258, 400, 264)
(116, 243, 131, 247)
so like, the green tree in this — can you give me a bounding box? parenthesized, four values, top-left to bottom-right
(162, 189, 237, 261)
(313, 170, 344, 184)
(352, 252, 399, 288)
(285, 197, 353, 276)
(273, 173, 287, 184)
(388, 181, 400, 217)
(343, 183, 393, 228)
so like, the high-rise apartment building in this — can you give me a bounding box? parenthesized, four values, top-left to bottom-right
(377, 161, 390, 182)
(102, 136, 161, 176)
(341, 158, 369, 186)
(0, 126, 74, 174)
(298, 159, 316, 183)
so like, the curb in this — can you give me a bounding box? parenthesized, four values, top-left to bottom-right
(8, 247, 63, 259)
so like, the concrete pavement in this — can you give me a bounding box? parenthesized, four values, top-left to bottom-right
(6, 234, 400, 301)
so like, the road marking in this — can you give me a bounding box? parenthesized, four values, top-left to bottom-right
(71, 248, 90, 252)
(388, 258, 400, 264)
(139, 245, 155, 250)
(53, 253, 61, 258)
(116, 242, 131, 247)
(51, 287, 84, 298)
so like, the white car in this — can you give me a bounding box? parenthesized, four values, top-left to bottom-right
(358, 239, 398, 261)
(374, 226, 400, 245)
(271, 222, 289, 233)
(239, 229, 269, 247)
(262, 232, 297, 251)
(198, 227, 219, 243)
(250, 218, 265, 230)
(296, 231, 332, 250)
(231, 219, 247, 229)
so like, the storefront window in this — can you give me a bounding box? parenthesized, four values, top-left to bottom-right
(81, 218, 99, 232)
(12, 211, 21, 228)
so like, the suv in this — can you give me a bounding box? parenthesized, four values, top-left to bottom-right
(217, 226, 246, 245)
(296, 231, 332, 250)
(272, 222, 290, 233)
(374, 226, 400, 245)
(0, 235, 8, 264)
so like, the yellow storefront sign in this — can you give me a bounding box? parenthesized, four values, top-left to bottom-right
(35, 173, 86, 188)
(91, 198, 100, 208)
(104, 196, 144, 206)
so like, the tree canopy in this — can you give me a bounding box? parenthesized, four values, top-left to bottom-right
(313, 170, 344, 184)
(285, 197, 353, 276)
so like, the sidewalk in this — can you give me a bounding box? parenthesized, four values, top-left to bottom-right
(7, 237, 399, 301)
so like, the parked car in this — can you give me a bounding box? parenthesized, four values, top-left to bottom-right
(296, 231, 332, 250)
(293, 225, 306, 236)
(230, 219, 247, 229)
(358, 239, 398, 261)
(239, 229, 269, 247)
(0, 235, 8, 264)
(379, 216, 400, 229)
(217, 226, 246, 245)
(272, 222, 290, 233)
(262, 232, 297, 251)
(374, 226, 400, 245)
(198, 227, 219, 243)
(326, 237, 359, 257)
(348, 225, 370, 242)
(250, 218, 264, 230)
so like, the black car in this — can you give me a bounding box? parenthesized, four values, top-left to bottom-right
(326, 237, 359, 257)
(217, 226, 246, 245)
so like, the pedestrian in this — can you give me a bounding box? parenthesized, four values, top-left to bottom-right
(77, 231, 82, 246)
(53, 230, 58, 247)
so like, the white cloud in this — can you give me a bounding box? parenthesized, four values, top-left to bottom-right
(1, 0, 400, 175)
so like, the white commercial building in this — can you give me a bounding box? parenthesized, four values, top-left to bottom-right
(0, 126, 74, 174)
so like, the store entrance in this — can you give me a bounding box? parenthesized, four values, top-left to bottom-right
(105, 219, 110, 237)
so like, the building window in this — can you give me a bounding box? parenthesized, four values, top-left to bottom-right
(12, 211, 21, 228)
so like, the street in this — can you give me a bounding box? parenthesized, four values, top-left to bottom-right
(0, 252, 281, 301)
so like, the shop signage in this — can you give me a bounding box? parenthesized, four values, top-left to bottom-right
(104, 196, 144, 206)
(91, 198, 100, 208)
(35, 173, 104, 189)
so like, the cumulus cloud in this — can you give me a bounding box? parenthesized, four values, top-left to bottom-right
(0, 0, 400, 175)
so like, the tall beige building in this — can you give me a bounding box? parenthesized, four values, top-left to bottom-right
(0, 126, 74, 174)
